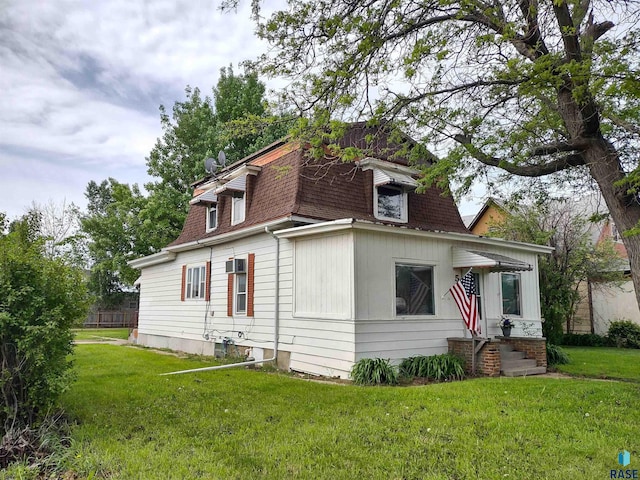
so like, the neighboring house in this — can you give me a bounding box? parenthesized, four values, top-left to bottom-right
(467, 198, 509, 235)
(129, 125, 551, 378)
(573, 200, 639, 334)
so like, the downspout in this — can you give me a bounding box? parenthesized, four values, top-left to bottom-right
(161, 226, 280, 376)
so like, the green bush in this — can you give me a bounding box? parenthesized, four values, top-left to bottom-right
(0, 216, 90, 429)
(560, 333, 609, 347)
(607, 320, 640, 349)
(350, 358, 398, 386)
(546, 343, 570, 366)
(399, 353, 465, 382)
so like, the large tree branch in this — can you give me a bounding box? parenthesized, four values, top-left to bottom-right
(530, 138, 592, 156)
(552, 0, 582, 62)
(454, 135, 587, 176)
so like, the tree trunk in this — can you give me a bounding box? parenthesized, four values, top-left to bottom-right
(585, 137, 640, 314)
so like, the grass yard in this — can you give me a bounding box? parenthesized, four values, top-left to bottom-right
(556, 346, 640, 382)
(54, 344, 639, 479)
(73, 328, 130, 341)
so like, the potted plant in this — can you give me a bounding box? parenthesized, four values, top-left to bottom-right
(498, 317, 515, 337)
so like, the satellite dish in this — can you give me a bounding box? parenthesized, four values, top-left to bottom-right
(204, 157, 216, 174)
(218, 150, 226, 167)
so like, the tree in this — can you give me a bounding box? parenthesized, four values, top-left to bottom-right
(81, 69, 292, 300)
(81, 179, 149, 307)
(29, 199, 87, 266)
(243, 0, 640, 310)
(488, 197, 624, 343)
(0, 212, 90, 429)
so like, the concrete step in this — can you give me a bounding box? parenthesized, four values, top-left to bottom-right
(499, 344, 515, 353)
(501, 366, 547, 377)
(501, 359, 538, 369)
(501, 351, 526, 361)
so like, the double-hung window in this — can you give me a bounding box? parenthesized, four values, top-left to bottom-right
(231, 192, 245, 225)
(207, 204, 218, 231)
(501, 273, 521, 316)
(186, 265, 206, 299)
(235, 271, 247, 314)
(395, 264, 435, 315)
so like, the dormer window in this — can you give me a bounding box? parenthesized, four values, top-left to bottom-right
(206, 204, 218, 231)
(231, 192, 245, 225)
(375, 185, 407, 222)
(358, 158, 418, 224)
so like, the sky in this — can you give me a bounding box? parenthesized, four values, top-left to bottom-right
(0, 0, 480, 221)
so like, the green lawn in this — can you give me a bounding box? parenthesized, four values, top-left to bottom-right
(54, 344, 640, 479)
(73, 328, 130, 341)
(556, 346, 640, 382)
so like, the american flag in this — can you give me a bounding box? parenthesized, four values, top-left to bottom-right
(449, 271, 480, 335)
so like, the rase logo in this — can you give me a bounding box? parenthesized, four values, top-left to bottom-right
(611, 451, 638, 479)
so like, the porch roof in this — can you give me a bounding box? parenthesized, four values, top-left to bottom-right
(452, 249, 532, 272)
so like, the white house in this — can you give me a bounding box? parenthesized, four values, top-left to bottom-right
(130, 124, 552, 378)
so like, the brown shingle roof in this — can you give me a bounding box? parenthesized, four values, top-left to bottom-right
(169, 126, 468, 246)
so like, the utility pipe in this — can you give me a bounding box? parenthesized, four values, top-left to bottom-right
(161, 226, 281, 376)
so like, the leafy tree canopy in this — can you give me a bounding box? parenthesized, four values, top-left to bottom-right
(237, 0, 640, 308)
(82, 67, 292, 304)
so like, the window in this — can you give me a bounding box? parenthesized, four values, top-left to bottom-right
(472, 272, 482, 319)
(186, 265, 206, 299)
(375, 185, 407, 222)
(395, 264, 434, 315)
(501, 273, 521, 316)
(611, 222, 622, 242)
(206, 204, 217, 231)
(235, 271, 247, 314)
(231, 192, 245, 225)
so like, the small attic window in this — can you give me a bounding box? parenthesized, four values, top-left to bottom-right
(206, 204, 218, 231)
(375, 185, 407, 222)
(231, 192, 245, 225)
(359, 158, 418, 224)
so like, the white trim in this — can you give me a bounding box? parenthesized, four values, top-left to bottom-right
(128, 250, 176, 269)
(206, 204, 218, 232)
(274, 218, 554, 254)
(231, 193, 246, 225)
(394, 261, 436, 317)
(374, 184, 408, 223)
(357, 157, 418, 176)
(500, 272, 523, 317)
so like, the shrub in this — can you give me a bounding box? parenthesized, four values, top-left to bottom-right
(0, 217, 90, 429)
(350, 358, 398, 386)
(399, 353, 465, 382)
(560, 333, 609, 347)
(546, 343, 570, 366)
(607, 320, 640, 349)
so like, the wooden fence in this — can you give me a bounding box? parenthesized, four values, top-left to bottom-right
(84, 310, 138, 328)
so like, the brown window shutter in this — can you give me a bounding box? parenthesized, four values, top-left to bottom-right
(247, 253, 255, 317)
(227, 273, 234, 316)
(180, 265, 187, 301)
(205, 261, 211, 301)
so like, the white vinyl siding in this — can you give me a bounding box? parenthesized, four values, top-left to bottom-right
(136, 232, 356, 378)
(293, 233, 354, 319)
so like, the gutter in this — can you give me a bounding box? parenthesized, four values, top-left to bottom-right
(160, 225, 281, 376)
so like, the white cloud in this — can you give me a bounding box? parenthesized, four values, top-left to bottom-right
(0, 0, 273, 219)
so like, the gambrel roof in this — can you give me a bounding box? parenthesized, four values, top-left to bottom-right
(169, 124, 469, 247)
